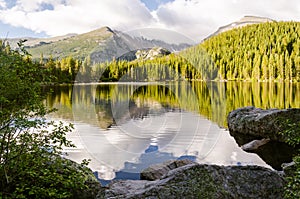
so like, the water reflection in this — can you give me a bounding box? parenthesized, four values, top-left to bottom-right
(44, 82, 300, 182)
(44, 82, 300, 128)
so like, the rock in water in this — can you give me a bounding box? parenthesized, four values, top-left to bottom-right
(227, 106, 300, 170)
(241, 138, 270, 151)
(227, 106, 300, 143)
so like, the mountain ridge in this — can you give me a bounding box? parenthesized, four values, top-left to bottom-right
(205, 15, 275, 40)
(7, 26, 191, 63)
(4, 15, 275, 63)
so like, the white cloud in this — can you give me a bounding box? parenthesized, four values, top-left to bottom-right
(0, 0, 300, 41)
(153, 0, 300, 41)
(0, 0, 6, 9)
(0, 0, 155, 36)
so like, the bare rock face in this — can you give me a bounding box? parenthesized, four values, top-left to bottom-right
(136, 47, 171, 60)
(102, 160, 285, 199)
(227, 106, 300, 143)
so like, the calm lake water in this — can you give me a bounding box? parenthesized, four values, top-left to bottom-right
(44, 81, 300, 183)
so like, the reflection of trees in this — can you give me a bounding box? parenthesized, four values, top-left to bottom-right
(45, 82, 300, 128)
(94, 85, 114, 129)
(44, 85, 74, 119)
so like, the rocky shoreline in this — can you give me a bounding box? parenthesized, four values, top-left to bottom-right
(81, 106, 300, 198)
(97, 160, 284, 199)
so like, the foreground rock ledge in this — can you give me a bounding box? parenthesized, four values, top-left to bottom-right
(101, 160, 285, 199)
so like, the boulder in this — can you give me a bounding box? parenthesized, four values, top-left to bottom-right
(227, 106, 300, 143)
(227, 106, 300, 170)
(103, 160, 285, 198)
(140, 159, 194, 180)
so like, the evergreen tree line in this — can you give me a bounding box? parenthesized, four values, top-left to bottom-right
(42, 54, 203, 83)
(41, 21, 300, 82)
(200, 21, 300, 81)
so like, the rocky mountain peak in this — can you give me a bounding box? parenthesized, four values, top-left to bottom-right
(103, 26, 114, 34)
(136, 47, 171, 60)
(205, 15, 275, 40)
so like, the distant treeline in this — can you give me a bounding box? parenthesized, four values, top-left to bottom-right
(41, 54, 202, 83)
(40, 21, 300, 82)
(201, 21, 300, 81)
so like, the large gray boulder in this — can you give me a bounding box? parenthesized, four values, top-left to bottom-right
(227, 106, 300, 143)
(102, 160, 285, 198)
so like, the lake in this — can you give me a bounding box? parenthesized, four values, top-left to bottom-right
(44, 81, 300, 184)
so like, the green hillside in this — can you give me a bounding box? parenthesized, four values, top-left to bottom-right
(198, 21, 300, 81)
(27, 27, 114, 61)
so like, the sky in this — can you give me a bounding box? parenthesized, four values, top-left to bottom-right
(0, 0, 299, 42)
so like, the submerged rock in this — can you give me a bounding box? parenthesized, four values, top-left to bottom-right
(241, 138, 271, 151)
(102, 160, 285, 198)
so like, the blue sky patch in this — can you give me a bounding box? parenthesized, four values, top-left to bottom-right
(40, 3, 54, 11)
(141, 0, 174, 11)
(0, 21, 47, 38)
(4, 0, 17, 9)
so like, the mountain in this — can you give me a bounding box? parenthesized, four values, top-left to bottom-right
(205, 16, 275, 40)
(116, 47, 171, 62)
(4, 33, 77, 49)
(7, 27, 191, 63)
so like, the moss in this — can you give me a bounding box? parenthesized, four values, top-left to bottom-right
(141, 166, 229, 198)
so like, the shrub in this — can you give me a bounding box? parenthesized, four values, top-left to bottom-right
(0, 41, 100, 198)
